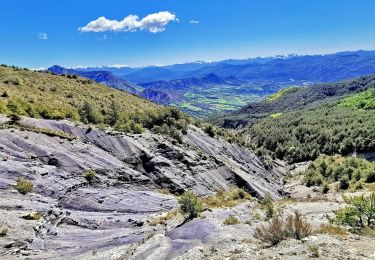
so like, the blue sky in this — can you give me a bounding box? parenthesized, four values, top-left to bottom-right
(1, 0, 375, 68)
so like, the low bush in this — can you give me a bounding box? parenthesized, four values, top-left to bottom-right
(14, 178, 33, 194)
(335, 193, 375, 228)
(223, 215, 240, 225)
(255, 211, 312, 245)
(178, 191, 202, 219)
(259, 193, 275, 219)
(84, 170, 97, 183)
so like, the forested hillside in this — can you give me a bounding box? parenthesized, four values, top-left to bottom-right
(213, 75, 375, 127)
(234, 76, 375, 163)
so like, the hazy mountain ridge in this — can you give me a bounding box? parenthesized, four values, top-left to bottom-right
(69, 50, 375, 84)
(48, 65, 139, 94)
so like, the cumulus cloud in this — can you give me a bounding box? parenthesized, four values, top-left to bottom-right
(189, 20, 199, 24)
(37, 32, 48, 40)
(79, 11, 177, 33)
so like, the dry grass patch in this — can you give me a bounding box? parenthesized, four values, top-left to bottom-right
(365, 183, 375, 192)
(148, 209, 182, 226)
(201, 188, 252, 209)
(223, 215, 240, 225)
(255, 211, 312, 246)
(318, 224, 348, 236)
(275, 197, 298, 208)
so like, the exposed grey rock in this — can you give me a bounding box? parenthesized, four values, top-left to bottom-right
(0, 115, 285, 258)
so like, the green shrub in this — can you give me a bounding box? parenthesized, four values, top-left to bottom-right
(84, 170, 97, 183)
(204, 125, 215, 138)
(178, 191, 202, 219)
(335, 206, 361, 227)
(305, 173, 323, 187)
(336, 193, 375, 228)
(79, 101, 103, 124)
(322, 182, 330, 194)
(303, 155, 375, 191)
(260, 193, 275, 219)
(223, 215, 240, 225)
(339, 176, 350, 190)
(14, 178, 33, 194)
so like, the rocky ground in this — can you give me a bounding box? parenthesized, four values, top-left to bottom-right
(0, 115, 374, 259)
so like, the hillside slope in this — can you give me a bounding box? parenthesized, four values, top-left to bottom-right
(214, 75, 375, 163)
(214, 75, 375, 128)
(48, 65, 139, 94)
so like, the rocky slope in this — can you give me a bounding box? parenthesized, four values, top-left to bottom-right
(0, 115, 285, 259)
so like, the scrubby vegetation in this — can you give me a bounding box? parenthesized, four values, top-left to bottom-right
(0, 66, 193, 138)
(335, 193, 375, 228)
(259, 193, 276, 219)
(84, 170, 97, 183)
(223, 215, 240, 225)
(247, 104, 375, 163)
(178, 191, 202, 219)
(340, 89, 375, 110)
(148, 209, 182, 226)
(303, 155, 375, 190)
(14, 178, 33, 194)
(255, 211, 312, 245)
(266, 86, 299, 101)
(200, 188, 252, 208)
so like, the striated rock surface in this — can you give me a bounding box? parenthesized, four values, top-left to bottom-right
(0, 115, 285, 258)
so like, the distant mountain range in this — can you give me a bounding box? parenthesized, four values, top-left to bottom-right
(140, 73, 244, 91)
(67, 50, 375, 84)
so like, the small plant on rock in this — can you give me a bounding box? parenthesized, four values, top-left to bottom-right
(223, 215, 240, 225)
(308, 243, 320, 258)
(14, 178, 33, 194)
(178, 191, 202, 219)
(0, 226, 8, 236)
(260, 193, 275, 219)
(84, 170, 97, 183)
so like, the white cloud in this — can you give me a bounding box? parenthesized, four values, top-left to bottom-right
(79, 11, 177, 33)
(37, 32, 48, 40)
(189, 20, 199, 24)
